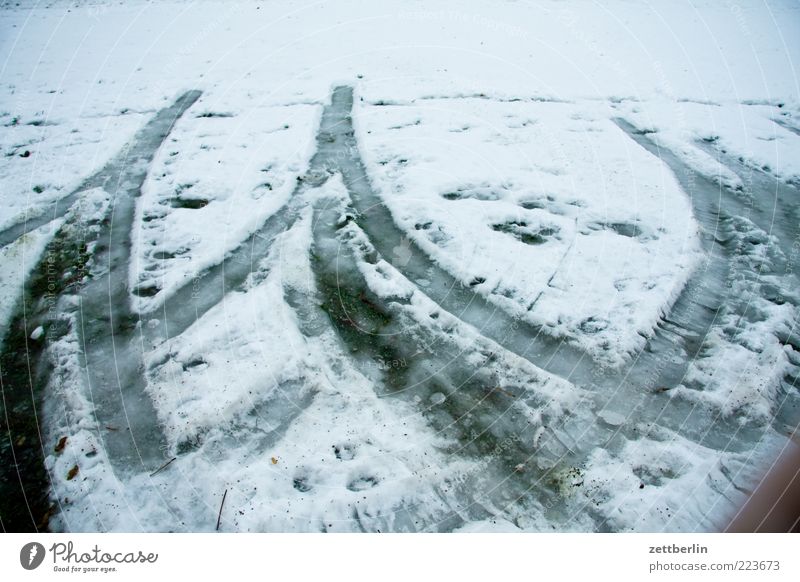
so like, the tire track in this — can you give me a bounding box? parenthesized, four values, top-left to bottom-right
(316, 87, 596, 383)
(0, 93, 200, 250)
(134, 90, 589, 527)
(142, 92, 799, 530)
(610, 120, 800, 446)
(694, 137, 800, 247)
(0, 90, 201, 532)
(288, 89, 778, 528)
(307, 193, 589, 528)
(301, 94, 800, 507)
(771, 116, 800, 139)
(301, 105, 800, 528)
(5, 84, 796, 532)
(304, 89, 790, 455)
(141, 88, 590, 376)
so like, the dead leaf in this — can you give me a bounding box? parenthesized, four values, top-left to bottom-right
(66, 465, 79, 480)
(271, 457, 278, 465)
(55, 436, 67, 453)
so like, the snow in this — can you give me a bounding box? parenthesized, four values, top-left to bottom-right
(130, 98, 319, 312)
(573, 423, 794, 532)
(674, 215, 799, 424)
(143, 211, 317, 449)
(51, 187, 481, 532)
(453, 518, 521, 533)
(1, 0, 798, 533)
(0, 111, 147, 231)
(617, 100, 800, 189)
(355, 97, 702, 364)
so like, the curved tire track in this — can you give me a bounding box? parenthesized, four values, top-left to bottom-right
(3, 84, 797, 532)
(0, 90, 201, 532)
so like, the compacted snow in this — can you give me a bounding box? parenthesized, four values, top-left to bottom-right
(0, 0, 798, 533)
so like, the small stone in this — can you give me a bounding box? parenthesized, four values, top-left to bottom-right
(30, 326, 44, 340)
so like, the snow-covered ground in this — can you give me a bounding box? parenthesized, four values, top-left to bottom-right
(130, 98, 318, 311)
(1, 0, 799, 532)
(355, 97, 702, 364)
